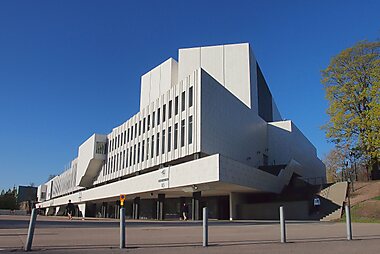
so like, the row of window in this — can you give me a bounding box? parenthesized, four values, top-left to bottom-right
(104, 115, 193, 175)
(108, 87, 193, 153)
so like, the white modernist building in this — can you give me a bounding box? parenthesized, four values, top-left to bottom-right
(37, 43, 326, 220)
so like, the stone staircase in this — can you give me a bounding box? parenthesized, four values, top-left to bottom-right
(318, 182, 348, 221)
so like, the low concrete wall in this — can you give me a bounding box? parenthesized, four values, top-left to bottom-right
(238, 201, 309, 220)
(0, 209, 27, 215)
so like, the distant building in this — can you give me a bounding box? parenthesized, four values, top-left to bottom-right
(37, 43, 326, 220)
(17, 186, 37, 214)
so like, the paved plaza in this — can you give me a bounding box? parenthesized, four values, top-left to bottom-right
(0, 215, 379, 253)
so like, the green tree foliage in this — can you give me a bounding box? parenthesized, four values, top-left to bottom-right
(0, 187, 18, 210)
(322, 40, 380, 171)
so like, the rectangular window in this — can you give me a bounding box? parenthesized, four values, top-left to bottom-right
(143, 118, 146, 133)
(130, 126, 133, 141)
(147, 115, 151, 130)
(163, 104, 166, 122)
(121, 133, 124, 146)
(146, 138, 150, 160)
(169, 100, 172, 119)
(168, 127, 172, 152)
(133, 144, 136, 165)
(142, 140, 145, 162)
(139, 120, 141, 136)
(156, 133, 160, 156)
(162, 129, 165, 154)
(188, 116, 193, 144)
(125, 148, 128, 168)
(111, 157, 114, 172)
(122, 151, 125, 168)
(135, 123, 137, 138)
(119, 152, 122, 170)
(127, 128, 130, 142)
(175, 96, 178, 115)
(174, 123, 178, 149)
(109, 140, 111, 152)
(129, 148, 133, 167)
(152, 111, 155, 128)
(157, 108, 161, 125)
(137, 142, 140, 163)
(181, 91, 185, 111)
(124, 130, 126, 144)
(118, 135, 120, 147)
(189, 86, 193, 107)
(181, 119, 185, 147)
(151, 135, 154, 159)
(107, 158, 110, 174)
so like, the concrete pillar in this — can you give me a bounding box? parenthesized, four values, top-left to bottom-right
(133, 197, 140, 219)
(101, 202, 107, 218)
(229, 192, 244, 220)
(157, 194, 165, 220)
(192, 192, 201, 220)
(78, 203, 86, 219)
(55, 206, 60, 216)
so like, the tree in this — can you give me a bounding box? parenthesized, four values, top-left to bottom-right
(321, 40, 380, 174)
(323, 147, 346, 183)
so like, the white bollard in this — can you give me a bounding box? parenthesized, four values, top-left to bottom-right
(280, 206, 286, 243)
(203, 207, 208, 247)
(24, 208, 38, 251)
(120, 207, 126, 248)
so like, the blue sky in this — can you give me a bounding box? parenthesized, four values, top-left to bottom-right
(0, 0, 379, 191)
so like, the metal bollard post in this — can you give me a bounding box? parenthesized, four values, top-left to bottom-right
(280, 206, 286, 243)
(203, 207, 208, 247)
(120, 207, 126, 248)
(24, 208, 38, 251)
(345, 204, 352, 240)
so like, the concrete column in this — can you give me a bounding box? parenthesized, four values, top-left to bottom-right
(55, 206, 60, 216)
(192, 191, 201, 220)
(101, 202, 107, 218)
(157, 194, 165, 220)
(229, 192, 244, 220)
(78, 203, 86, 219)
(133, 197, 140, 219)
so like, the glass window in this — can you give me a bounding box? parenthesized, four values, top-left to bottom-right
(122, 151, 125, 168)
(127, 128, 130, 142)
(169, 100, 172, 118)
(142, 140, 145, 162)
(181, 119, 185, 147)
(189, 86, 193, 107)
(126, 148, 129, 168)
(151, 135, 154, 158)
(129, 148, 133, 167)
(156, 133, 160, 157)
(133, 144, 136, 165)
(181, 91, 185, 111)
(118, 135, 120, 148)
(174, 123, 178, 149)
(157, 108, 161, 125)
(123, 130, 126, 144)
(152, 111, 155, 128)
(146, 138, 149, 160)
(139, 121, 141, 136)
(163, 104, 166, 122)
(121, 133, 124, 146)
(130, 126, 133, 141)
(147, 115, 151, 130)
(188, 116, 193, 144)
(135, 123, 137, 138)
(175, 96, 178, 115)
(162, 129, 165, 154)
(143, 118, 146, 133)
(168, 127, 172, 152)
(137, 143, 140, 163)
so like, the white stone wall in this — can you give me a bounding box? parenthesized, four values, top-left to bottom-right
(200, 70, 268, 168)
